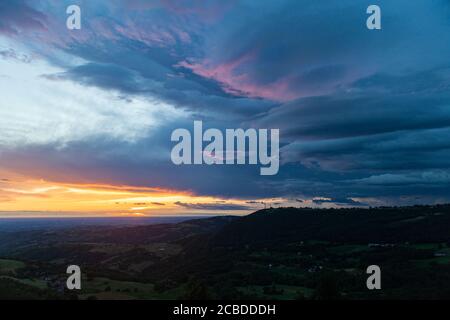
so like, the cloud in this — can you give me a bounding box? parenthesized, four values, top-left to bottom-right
(0, 55, 185, 148)
(174, 201, 251, 211)
(351, 171, 450, 187)
(0, 1, 48, 36)
(247, 68, 450, 177)
(1, 0, 450, 208)
(176, 1, 450, 101)
(254, 70, 450, 141)
(0, 48, 32, 63)
(151, 202, 166, 206)
(312, 197, 367, 206)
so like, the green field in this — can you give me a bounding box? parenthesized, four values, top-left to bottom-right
(237, 285, 313, 299)
(79, 277, 185, 300)
(0, 259, 25, 275)
(0, 276, 48, 290)
(327, 245, 370, 255)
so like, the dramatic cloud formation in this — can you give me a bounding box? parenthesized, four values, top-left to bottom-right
(1, 0, 450, 216)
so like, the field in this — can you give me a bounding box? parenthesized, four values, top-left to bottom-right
(0, 259, 25, 275)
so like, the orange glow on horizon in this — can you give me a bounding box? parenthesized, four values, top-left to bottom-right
(0, 170, 257, 217)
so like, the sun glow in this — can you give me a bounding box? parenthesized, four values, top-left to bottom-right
(0, 171, 254, 217)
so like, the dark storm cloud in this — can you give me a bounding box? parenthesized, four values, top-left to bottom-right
(46, 63, 146, 93)
(351, 171, 450, 187)
(174, 201, 251, 211)
(312, 197, 367, 206)
(43, 50, 275, 119)
(250, 67, 450, 180)
(253, 68, 450, 139)
(2, 0, 450, 205)
(178, 0, 450, 100)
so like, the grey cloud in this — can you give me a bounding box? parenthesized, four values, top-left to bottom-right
(174, 201, 251, 211)
(351, 171, 450, 187)
(312, 197, 367, 206)
(0, 1, 48, 36)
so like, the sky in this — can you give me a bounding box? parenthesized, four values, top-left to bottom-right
(1, 0, 450, 217)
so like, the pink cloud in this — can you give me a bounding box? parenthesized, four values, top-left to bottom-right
(177, 52, 298, 102)
(114, 22, 176, 47)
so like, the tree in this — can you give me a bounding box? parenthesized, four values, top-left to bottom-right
(314, 272, 341, 300)
(181, 278, 212, 300)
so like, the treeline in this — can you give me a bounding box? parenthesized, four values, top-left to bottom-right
(212, 205, 450, 246)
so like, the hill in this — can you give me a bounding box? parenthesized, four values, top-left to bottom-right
(212, 205, 450, 246)
(0, 205, 449, 299)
